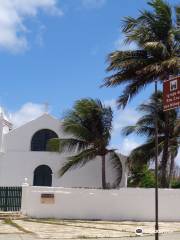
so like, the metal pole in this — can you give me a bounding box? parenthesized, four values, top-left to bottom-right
(155, 79, 159, 240)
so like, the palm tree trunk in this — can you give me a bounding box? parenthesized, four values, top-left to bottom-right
(168, 154, 175, 188)
(160, 111, 169, 188)
(102, 155, 106, 189)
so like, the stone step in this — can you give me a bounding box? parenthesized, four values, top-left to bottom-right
(0, 212, 26, 219)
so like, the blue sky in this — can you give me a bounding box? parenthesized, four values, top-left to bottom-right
(0, 0, 178, 156)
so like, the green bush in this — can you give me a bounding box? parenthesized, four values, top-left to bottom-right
(128, 165, 155, 188)
(171, 179, 180, 188)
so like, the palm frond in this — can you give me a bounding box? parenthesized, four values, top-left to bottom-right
(129, 137, 164, 168)
(47, 138, 89, 153)
(116, 77, 154, 108)
(122, 126, 136, 136)
(103, 0, 179, 108)
(59, 148, 98, 176)
(144, 42, 168, 57)
(62, 119, 93, 141)
(175, 5, 180, 28)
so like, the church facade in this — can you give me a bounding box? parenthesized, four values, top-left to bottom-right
(0, 113, 128, 188)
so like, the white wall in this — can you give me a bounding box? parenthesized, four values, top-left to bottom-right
(0, 113, 127, 188)
(4, 114, 62, 152)
(21, 187, 180, 221)
(0, 150, 127, 188)
(0, 151, 102, 187)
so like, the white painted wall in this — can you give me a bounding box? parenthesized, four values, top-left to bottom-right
(0, 152, 127, 188)
(0, 114, 127, 188)
(4, 114, 62, 152)
(21, 187, 180, 221)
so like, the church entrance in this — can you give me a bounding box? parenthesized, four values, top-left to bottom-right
(33, 165, 52, 186)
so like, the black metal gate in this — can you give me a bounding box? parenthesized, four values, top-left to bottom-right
(0, 187, 22, 211)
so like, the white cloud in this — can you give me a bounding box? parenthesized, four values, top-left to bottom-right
(104, 99, 117, 109)
(35, 24, 46, 47)
(9, 103, 46, 127)
(113, 108, 140, 136)
(113, 137, 141, 156)
(105, 99, 179, 159)
(104, 99, 142, 155)
(0, 0, 62, 53)
(104, 99, 140, 137)
(81, 0, 106, 8)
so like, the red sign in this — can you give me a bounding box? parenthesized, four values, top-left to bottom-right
(163, 76, 180, 111)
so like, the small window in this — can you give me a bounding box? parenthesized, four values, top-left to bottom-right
(31, 129, 58, 151)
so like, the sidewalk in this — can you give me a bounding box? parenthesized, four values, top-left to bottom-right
(1, 232, 180, 240)
(1, 219, 180, 239)
(14, 219, 180, 239)
(0, 234, 35, 240)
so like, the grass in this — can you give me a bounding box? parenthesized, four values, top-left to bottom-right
(24, 218, 134, 234)
(77, 236, 93, 239)
(3, 218, 32, 233)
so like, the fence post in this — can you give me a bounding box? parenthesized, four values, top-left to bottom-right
(21, 178, 29, 215)
(4, 187, 8, 211)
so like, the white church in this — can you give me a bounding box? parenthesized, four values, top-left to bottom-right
(0, 112, 128, 188)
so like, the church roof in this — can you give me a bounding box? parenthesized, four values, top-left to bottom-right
(5, 113, 61, 135)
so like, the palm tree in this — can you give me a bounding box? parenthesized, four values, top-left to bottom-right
(122, 91, 180, 187)
(103, 0, 180, 187)
(48, 98, 123, 189)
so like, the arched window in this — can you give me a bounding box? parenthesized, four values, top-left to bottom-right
(33, 165, 52, 186)
(31, 129, 58, 151)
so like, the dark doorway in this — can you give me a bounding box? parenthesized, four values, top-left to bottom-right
(33, 165, 52, 186)
(31, 129, 58, 151)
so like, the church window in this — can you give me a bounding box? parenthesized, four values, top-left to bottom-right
(31, 129, 58, 151)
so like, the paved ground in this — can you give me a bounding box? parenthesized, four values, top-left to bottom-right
(1, 233, 180, 240)
(15, 219, 180, 239)
(0, 219, 180, 239)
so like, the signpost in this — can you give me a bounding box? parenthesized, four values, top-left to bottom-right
(163, 76, 180, 111)
(154, 80, 159, 240)
(153, 75, 180, 240)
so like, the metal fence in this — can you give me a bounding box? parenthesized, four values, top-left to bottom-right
(0, 187, 22, 211)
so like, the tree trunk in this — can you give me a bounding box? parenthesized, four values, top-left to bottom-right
(160, 111, 170, 188)
(168, 154, 175, 188)
(101, 155, 106, 189)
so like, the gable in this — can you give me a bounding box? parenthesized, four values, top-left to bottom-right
(4, 114, 62, 152)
